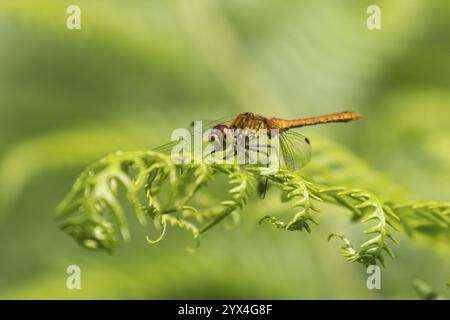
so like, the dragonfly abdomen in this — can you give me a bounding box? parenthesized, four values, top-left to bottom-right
(270, 111, 361, 129)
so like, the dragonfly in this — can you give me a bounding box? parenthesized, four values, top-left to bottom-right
(156, 111, 362, 171)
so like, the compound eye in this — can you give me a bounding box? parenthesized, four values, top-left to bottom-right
(209, 125, 229, 142)
(209, 127, 223, 142)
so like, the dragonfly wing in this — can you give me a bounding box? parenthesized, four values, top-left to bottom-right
(279, 130, 312, 171)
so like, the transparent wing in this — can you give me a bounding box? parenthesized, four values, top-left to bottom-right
(279, 129, 312, 171)
(154, 115, 235, 154)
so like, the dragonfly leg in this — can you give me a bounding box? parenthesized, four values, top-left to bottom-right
(222, 145, 237, 161)
(242, 146, 259, 164)
(245, 146, 271, 199)
(248, 144, 276, 150)
(246, 147, 269, 163)
(247, 144, 278, 165)
(246, 146, 269, 155)
(204, 148, 216, 159)
(261, 178, 268, 199)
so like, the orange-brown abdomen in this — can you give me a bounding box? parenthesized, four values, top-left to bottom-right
(270, 111, 362, 129)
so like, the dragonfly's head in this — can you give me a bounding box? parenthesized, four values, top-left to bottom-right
(209, 124, 229, 143)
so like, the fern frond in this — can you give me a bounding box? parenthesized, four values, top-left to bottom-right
(196, 165, 255, 238)
(392, 202, 450, 235)
(259, 173, 319, 233)
(258, 173, 399, 266)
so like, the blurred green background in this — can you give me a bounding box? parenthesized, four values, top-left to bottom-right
(0, 0, 449, 299)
